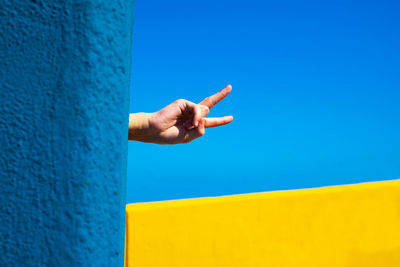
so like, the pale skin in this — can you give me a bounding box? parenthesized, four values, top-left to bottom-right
(128, 85, 233, 144)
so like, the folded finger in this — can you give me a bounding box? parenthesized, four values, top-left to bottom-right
(180, 100, 202, 128)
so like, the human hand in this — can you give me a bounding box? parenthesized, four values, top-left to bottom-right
(128, 85, 233, 144)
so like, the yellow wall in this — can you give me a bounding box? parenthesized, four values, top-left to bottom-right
(125, 180, 400, 267)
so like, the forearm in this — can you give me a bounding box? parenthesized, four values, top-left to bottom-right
(128, 112, 156, 142)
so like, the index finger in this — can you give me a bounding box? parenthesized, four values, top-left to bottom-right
(199, 85, 232, 109)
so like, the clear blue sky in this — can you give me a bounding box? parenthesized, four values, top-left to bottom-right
(127, 0, 400, 203)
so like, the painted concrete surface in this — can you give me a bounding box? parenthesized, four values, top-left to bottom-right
(0, 1, 134, 266)
(125, 180, 400, 267)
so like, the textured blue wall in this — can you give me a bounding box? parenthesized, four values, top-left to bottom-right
(0, 1, 134, 266)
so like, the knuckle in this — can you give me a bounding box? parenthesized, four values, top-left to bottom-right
(175, 99, 185, 104)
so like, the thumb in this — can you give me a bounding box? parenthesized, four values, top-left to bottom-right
(184, 118, 206, 143)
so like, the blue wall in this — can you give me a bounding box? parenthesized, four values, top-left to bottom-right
(0, 1, 134, 265)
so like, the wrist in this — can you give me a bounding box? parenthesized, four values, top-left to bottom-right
(128, 112, 158, 142)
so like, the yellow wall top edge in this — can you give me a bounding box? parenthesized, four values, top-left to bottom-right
(126, 178, 400, 211)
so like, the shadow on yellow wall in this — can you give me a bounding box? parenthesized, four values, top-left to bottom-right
(125, 180, 400, 267)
